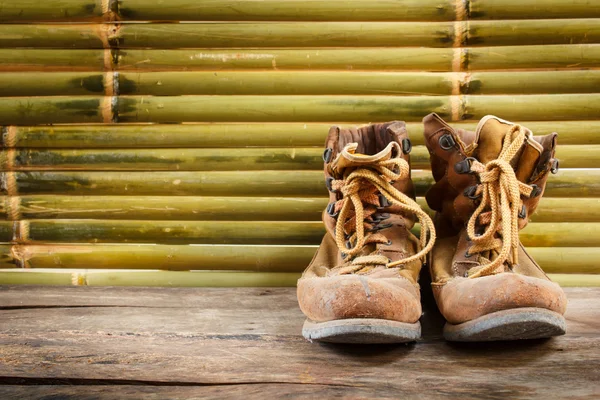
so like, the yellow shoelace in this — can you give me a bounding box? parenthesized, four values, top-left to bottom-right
(466, 125, 535, 278)
(329, 146, 436, 274)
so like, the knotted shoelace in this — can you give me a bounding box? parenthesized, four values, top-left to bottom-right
(329, 145, 436, 275)
(465, 125, 534, 278)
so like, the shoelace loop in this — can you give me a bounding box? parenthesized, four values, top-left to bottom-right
(329, 145, 436, 274)
(465, 125, 534, 278)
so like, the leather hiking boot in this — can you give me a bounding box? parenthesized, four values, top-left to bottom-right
(297, 122, 436, 343)
(423, 113, 567, 342)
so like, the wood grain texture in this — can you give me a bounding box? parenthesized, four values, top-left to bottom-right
(0, 286, 598, 399)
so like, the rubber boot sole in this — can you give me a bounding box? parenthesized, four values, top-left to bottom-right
(444, 307, 567, 342)
(302, 318, 421, 344)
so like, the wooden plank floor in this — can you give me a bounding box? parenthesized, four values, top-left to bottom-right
(0, 285, 599, 399)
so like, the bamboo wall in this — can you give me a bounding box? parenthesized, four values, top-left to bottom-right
(0, 0, 599, 287)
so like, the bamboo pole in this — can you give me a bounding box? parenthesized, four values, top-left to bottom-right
(0, 269, 302, 287)
(2, 70, 600, 97)
(1, 244, 316, 272)
(0, 0, 105, 22)
(117, 0, 458, 22)
(0, 269, 597, 287)
(119, 45, 600, 72)
(0, 49, 107, 72)
(0, 148, 324, 171)
(17, 220, 325, 245)
(0, 196, 597, 223)
(11, 20, 589, 49)
(0, 244, 598, 274)
(111, 94, 599, 124)
(1, 45, 597, 72)
(2, 195, 327, 221)
(0, 220, 595, 247)
(3, 121, 600, 148)
(0, 18, 600, 49)
(1, 144, 596, 170)
(1, 269, 599, 287)
(3, 0, 598, 23)
(469, 0, 600, 20)
(1, 94, 599, 125)
(1, 169, 595, 197)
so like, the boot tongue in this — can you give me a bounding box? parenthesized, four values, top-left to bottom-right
(332, 142, 401, 174)
(474, 116, 542, 183)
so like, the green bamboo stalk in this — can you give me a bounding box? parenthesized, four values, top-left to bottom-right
(547, 274, 600, 287)
(0, 244, 598, 274)
(464, 94, 600, 121)
(114, 94, 599, 123)
(2, 169, 595, 197)
(0, 196, 597, 223)
(467, 44, 600, 71)
(0, 72, 108, 97)
(1, 94, 599, 125)
(120, 45, 600, 71)
(0, 0, 105, 22)
(108, 20, 600, 49)
(3, 70, 600, 97)
(0, 220, 595, 247)
(0, 24, 106, 49)
(2, 148, 323, 171)
(0, 269, 302, 287)
(1, 244, 316, 272)
(528, 248, 600, 274)
(0, 97, 106, 125)
(0, 269, 597, 287)
(4, 195, 327, 221)
(469, 0, 600, 20)
(0, 49, 107, 72)
(118, 0, 458, 22)
(4, 121, 600, 148)
(19, 220, 325, 245)
(1, 45, 597, 72)
(1, 144, 595, 170)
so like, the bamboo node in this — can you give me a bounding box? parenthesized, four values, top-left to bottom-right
(453, 21, 468, 48)
(102, 96, 117, 123)
(1, 126, 16, 148)
(102, 0, 120, 22)
(71, 272, 87, 286)
(452, 48, 468, 72)
(450, 95, 466, 121)
(454, 0, 469, 21)
(7, 196, 21, 221)
(9, 244, 29, 268)
(1, 171, 18, 197)
(13, 220, 29, 243)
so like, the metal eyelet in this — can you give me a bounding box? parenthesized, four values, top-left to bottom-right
(464, 251, 472, 258)
(325, 176, 335, 192)
(463, 185, 480, 199)
(439, 133, 456, 150)
(345, 240, 354, 249)
(518, 204, 527, 219)
(454, 157, 476, 174)
(378, 194, 390, 208)
(401, 138, 412, 154)
(551, 159, 560, 174)
(530, 184, 541, 198)
(326, 202, 338, 217)
(323, 147, 333, 163)
(385, 240, 392, 246)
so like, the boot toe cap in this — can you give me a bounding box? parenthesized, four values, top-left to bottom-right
(297, 275, 422, 323)
(433, 273, 568, 325)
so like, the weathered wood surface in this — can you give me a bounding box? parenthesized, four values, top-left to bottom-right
(0, 286, 598, 399)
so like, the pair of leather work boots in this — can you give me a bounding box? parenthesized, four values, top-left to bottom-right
(297, 113, 567, 343)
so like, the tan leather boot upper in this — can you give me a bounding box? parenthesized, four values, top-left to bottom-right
(297, 122, 435, 324)
(423, 113, 567, 325)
